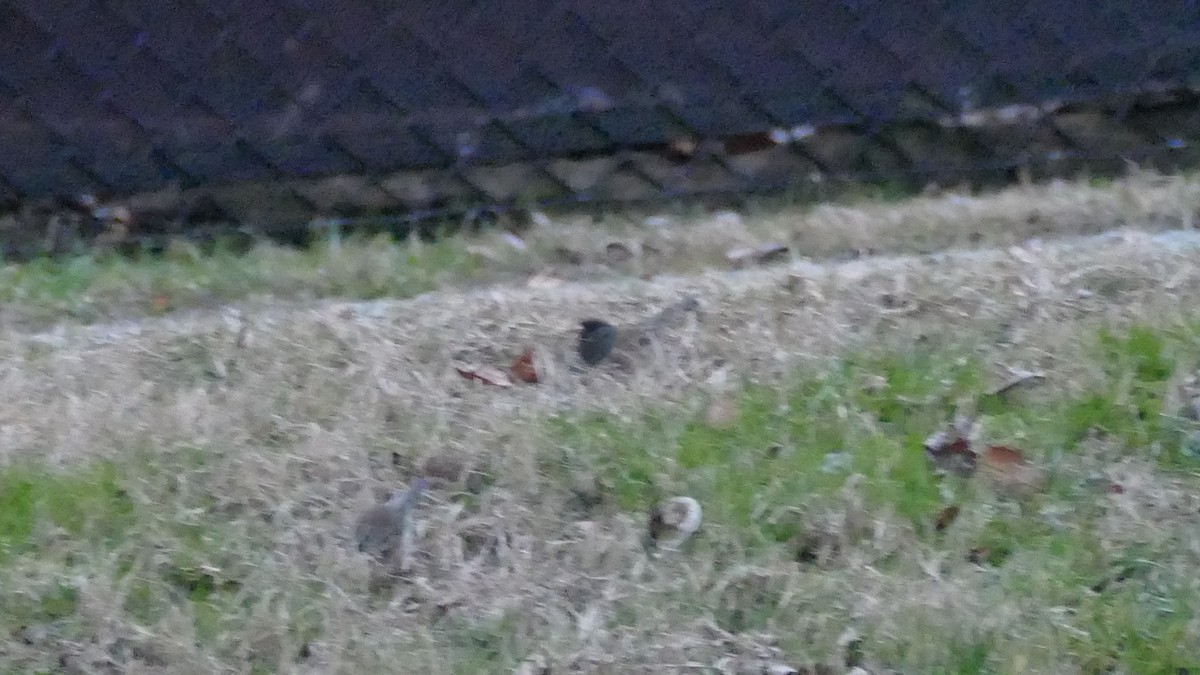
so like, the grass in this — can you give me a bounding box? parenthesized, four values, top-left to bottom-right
(3, 316, 1200, 672)
(4, 168, 1200, 332)
(544, 324, 1200, 672)
(0, 234, 505, 328)
(4, 176, 1200, 672)
(0, 460, 134, 563)
(0, 444, 327, 672)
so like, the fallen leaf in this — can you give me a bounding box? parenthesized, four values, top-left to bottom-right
(455, 365, 513, 388)
(1106, 482, 1125, 494)
(934, 504, 961, 532)
(510, 347, 539, 384)
(980, 444, 1027, 469)
(979, 445, 1046, 497)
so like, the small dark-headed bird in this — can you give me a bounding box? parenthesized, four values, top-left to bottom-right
(576, 296, 699, 366)
(578, 319, 618, 365)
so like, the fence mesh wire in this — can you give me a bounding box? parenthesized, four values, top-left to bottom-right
(2, 0, 1200, 256)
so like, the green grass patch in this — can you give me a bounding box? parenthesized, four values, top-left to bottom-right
(0, 232, 523, 329)
(546, 340, 987, 544)
(542, 324, 1200, 670)
(0, 445, 325, 661)
(0, 460, 135, 562)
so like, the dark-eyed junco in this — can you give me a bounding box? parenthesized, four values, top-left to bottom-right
(578, 319, 618, 365)
(355, 477, 428, 564)
(577, 296, 699, 367)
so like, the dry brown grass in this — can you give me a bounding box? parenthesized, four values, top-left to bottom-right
(3, 217, 1200, 673)
(516, 168, 1200, 279)
(5, 168, 1200, 335)
(8, 167, 1200, 673)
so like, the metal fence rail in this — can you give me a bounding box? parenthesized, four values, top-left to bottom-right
(1, 0, 1200, 254)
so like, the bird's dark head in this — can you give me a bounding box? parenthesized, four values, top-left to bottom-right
(578, 319, 618, 365)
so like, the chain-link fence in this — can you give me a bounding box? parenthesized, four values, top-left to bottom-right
(2, 0, 1200, 257)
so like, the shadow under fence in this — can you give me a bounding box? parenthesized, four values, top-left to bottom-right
(0, 0, 1198, 259)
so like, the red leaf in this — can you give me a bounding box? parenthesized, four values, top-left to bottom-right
(980, 445, 1028, 469)
(455, 365, 513, 388)
(510, 347, 539, 384)
(1106, 482, 1125, 494)
(980, 445, 1046, 496)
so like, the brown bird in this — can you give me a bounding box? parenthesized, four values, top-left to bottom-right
(354, 477, 428, 568)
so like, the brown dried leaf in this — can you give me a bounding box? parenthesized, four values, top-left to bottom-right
(979, 445, 1046, 496)
(980, 444, 1027, 469)
(455, 365, 513, 388)
(510, 347, 539, 384)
